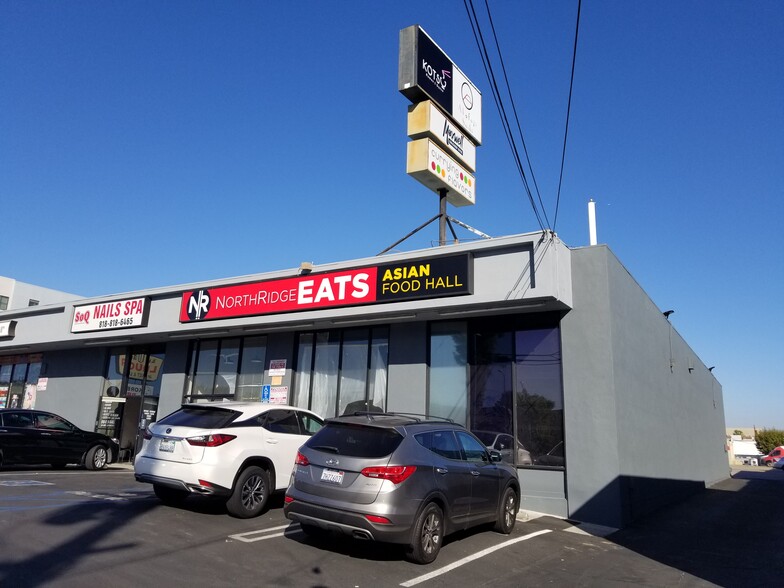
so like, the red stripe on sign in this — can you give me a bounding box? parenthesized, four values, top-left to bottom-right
(180, 267, 378, 322)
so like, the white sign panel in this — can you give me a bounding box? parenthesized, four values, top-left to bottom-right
(270, 386, 289, 404)
(451, 67, 482, 146)
(268, 359, 287, 377)
(0, 320, 16, 338)
(407, 138, 475, 207)
(71, 298, 149, 333)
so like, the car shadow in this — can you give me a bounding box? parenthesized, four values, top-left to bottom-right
(146, 488, 288, 517)
(285, 519, 495, 563)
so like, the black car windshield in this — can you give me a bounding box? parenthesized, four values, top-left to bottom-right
(158, 407, 240, 429)
(306, 423, 403, 458)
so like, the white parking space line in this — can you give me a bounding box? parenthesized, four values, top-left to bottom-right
(400, 529, 553, 587)
(229, 524, 300, 543)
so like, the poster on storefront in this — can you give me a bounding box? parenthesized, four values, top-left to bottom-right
(0, 386, 8, 409)
(270, 386, 288, 404)
(268, 359, 287, 377)
(23, 384, 36, 409)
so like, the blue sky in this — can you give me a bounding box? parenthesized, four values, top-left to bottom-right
(2, 1, 782, 428)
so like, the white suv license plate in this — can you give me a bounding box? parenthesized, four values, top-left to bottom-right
(159, 439, 175, 453)
(320, 468, 344, 485)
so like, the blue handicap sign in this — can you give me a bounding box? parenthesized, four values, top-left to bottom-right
(261, 385, 271, 402)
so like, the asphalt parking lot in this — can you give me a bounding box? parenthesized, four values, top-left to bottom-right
(1, 464, 782, 587)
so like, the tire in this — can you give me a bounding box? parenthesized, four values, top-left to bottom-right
(407, 502, 444, 565)
(226, 466, 269, 518)
(493, 486, 518, 534)
(85, 445, 109, 470)
(153, 484, 188, 506)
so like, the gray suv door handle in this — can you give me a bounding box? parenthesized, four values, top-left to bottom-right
(470, 470, 480, 476)
(436, 467, 449, 475)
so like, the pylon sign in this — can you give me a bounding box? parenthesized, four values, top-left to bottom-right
(398, 25, 482, 145)
(407, 138, 475, 207)
(408, 100, 476, 171)
(399, 25, 481, 207)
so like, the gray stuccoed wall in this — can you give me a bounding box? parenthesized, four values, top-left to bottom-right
(34, 348, 106, 431)
(562, 246, 726, 528)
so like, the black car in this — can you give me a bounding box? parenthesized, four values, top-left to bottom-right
(285, 412, 520, 564)
(0, 409, 118, 470)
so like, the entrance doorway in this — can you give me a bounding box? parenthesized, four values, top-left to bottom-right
(97, 345, 165, 462)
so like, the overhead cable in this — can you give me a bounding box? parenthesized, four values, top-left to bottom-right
(553, 0, 582, 232)
(463, 0, 547, 232)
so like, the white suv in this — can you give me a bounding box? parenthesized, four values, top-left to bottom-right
(134, 402, 324, 518)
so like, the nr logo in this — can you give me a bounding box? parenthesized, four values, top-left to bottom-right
(186, 289, 211, 321)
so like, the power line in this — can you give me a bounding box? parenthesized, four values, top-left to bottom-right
(463, 0, 548, 233)
(463, 1, 583, 235)
(553, 0, 582, 232)
(480, 0, 550, 230)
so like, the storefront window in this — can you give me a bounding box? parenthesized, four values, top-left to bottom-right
(515, 328, 565, 468)
(8, 363, 28, 409)
(471, 331, 514, 439)
(294, 327, 389, 419)
(191, 340, 219, 399)
(368, 329, 389, 412)
(310, 332, 340, 418)
(184, 336, 271, 403)
(429, 322, 468, 425)
(338, 329, 370, 415)
(216, 338, 240, 397)
(0, 363, 11, 408)
(236, 336, 267, 401)
(293, 334, 314, 409)
(455, 315, 565, 468)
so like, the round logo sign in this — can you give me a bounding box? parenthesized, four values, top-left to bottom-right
(186, 289, 212, 321)
(461, 82, 474, 110)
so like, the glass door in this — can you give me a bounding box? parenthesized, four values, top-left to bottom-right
(102, 345, 166, 462)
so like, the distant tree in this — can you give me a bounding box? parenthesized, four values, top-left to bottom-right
(755, 429, 784, 455)
(733, 429, 743, 436)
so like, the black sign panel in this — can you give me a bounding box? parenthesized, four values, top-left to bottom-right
(376, 254, 472, 302)
(414, 28, 454, 116)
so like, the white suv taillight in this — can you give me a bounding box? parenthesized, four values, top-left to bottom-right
(186, 434, 237, 447)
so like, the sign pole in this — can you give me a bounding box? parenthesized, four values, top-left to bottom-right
(438, 188, 447, 246)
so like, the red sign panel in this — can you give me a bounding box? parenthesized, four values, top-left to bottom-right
(179, 255, 472, 323)
(180, 268, 378, 322)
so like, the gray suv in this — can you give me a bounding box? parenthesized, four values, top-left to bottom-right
(283, 413, 520, 564)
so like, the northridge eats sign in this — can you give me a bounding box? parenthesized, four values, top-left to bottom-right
(179, 254, 472, 323)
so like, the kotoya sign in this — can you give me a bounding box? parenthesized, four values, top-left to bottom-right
(399, 25, 482, 145)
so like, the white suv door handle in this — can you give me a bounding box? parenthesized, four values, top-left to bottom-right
(266, 439, 278, 444)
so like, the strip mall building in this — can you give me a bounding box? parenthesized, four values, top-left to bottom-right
(0, 231, 727, 529)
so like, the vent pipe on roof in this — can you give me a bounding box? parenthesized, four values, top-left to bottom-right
(588, 199, 598, 246)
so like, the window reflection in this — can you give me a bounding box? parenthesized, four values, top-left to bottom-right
(429, 322, 468, 425)
(516, 328, 564, 468)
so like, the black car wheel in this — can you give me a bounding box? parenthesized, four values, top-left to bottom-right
(85, 445, 108, 470)
(493, 486, 518, 534)
(153, 484, 189, 506)
(407, 502, 444, 564)
(226, 466, 269, 518)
